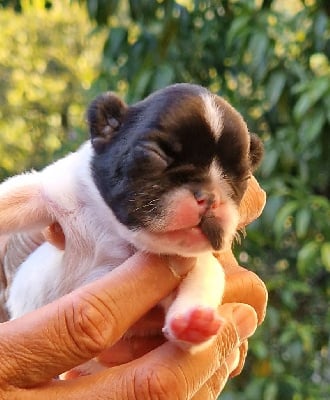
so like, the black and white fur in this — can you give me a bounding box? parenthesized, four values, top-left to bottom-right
(1, 83, 263, 372)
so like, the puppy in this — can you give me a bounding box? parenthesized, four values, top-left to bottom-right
(1, 83, 263, 372)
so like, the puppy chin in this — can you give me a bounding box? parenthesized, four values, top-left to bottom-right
(116, 212, 239, 257)
(133, 187, 239, 255)
(128, 228, 215, 256)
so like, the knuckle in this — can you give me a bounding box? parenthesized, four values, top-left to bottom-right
(229, 340, 248, 378)
(134, 365, 186, 400)
(215, 319, 240, 361)
(209, 364, 230, 396)
(254, 281, 268, 324)
(225, 268, 268, 324)
(245, 270, 268, 324)
(62, 290, 120, 357)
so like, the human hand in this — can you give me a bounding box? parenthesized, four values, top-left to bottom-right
(0, 175, 267, 399)
(0, 252, 260, 400)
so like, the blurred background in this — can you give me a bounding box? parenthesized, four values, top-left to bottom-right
(0, 0, 329, 398)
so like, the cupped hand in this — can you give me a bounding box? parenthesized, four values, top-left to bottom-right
(0, 252, 263, 400)
(0, 175, 267, 399)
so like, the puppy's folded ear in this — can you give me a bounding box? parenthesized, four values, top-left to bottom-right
(249, 133, 264, 171)
(87, 92, 128, 153)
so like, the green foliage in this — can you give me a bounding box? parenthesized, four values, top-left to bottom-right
(0, 1, 105, 178)
(82, 0, 330, 398)
(79, 1, 330, 395)
(0, 0, 329, 398)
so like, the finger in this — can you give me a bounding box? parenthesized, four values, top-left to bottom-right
(192, 342, 247, 400)
(237, 175, 266, 229)
(62, 333, 167, 379)
(5, 303, 257, 400)
(214, 249, 268, 325)
(229, 339, 248, 378)
(0, 253, 193, 388)
(223, 265, 268, 324)
(96, 305, 166, 367)
(107, 303, 257, 399)
(191, 362, 231, 400)
(97, 334, 167, 367)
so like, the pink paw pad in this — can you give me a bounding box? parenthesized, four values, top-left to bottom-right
(169, 307, 223, 344)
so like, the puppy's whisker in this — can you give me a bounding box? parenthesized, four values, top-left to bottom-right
(234, 228, 246, 245)
(133, 200, 159, 212)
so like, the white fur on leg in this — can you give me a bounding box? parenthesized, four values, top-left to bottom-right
(7, 243, 64, 318)
(0, 172, 52, 234)
(163, 253, 225, 353)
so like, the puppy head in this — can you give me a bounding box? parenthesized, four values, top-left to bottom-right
(88, 84, 263, 256)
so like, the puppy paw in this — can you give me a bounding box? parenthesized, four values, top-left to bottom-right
(164, 306, 222, 345)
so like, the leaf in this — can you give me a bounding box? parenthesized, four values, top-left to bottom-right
(252, 340, 269, 359)
(293, 77, 329, 119)
(293, 93, 314, 120)
(321, 242, 330, 271)
(298, 108, 326, 145)
(248, 31, 268, 72)
(273, 201, 298, 238)
(266, 71, 286, 107)
(227, 15, 251, 47)
(295, 208, 311, 239)
(263, 381, 278, 400)
(131, 69, 153, 101)
(260, 148, 278, 178)
(324, 92, 330, 123)
(152, 64, 175, 90)
(87, 0, 98, 19)
(291, 80, 309, 95)
(306, 76, 330, 103)
(297, 241, 320, 276)
(104, 27, 127, 60)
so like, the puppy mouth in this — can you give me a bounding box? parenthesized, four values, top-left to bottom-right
(155, 213, 224, 251)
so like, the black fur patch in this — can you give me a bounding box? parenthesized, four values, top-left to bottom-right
(199, 215, 224, 250)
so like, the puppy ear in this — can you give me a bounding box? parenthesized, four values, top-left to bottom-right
(249, 133, 264, 171)
(87, 92, 128, 153)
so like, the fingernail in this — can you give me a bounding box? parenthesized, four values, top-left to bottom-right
(232, 304, 257, 341)
(165, 255, 196, 278)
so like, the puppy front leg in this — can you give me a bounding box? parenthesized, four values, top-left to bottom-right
(0, 173, 52, 234)
(163, 253, 225, 353)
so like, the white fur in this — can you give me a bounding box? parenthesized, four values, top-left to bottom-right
(7, 243, 65, 314)
(163, 252, 225, 352)
(5, 143, 134, 318)
(201, 93, 224, 139)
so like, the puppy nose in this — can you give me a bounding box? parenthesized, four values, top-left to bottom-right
(194, 190, 218, 210)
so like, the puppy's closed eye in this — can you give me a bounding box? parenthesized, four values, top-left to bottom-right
(135, 141, 173, 170)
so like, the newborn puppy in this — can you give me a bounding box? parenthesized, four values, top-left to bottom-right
(1, 83, 263, 369)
